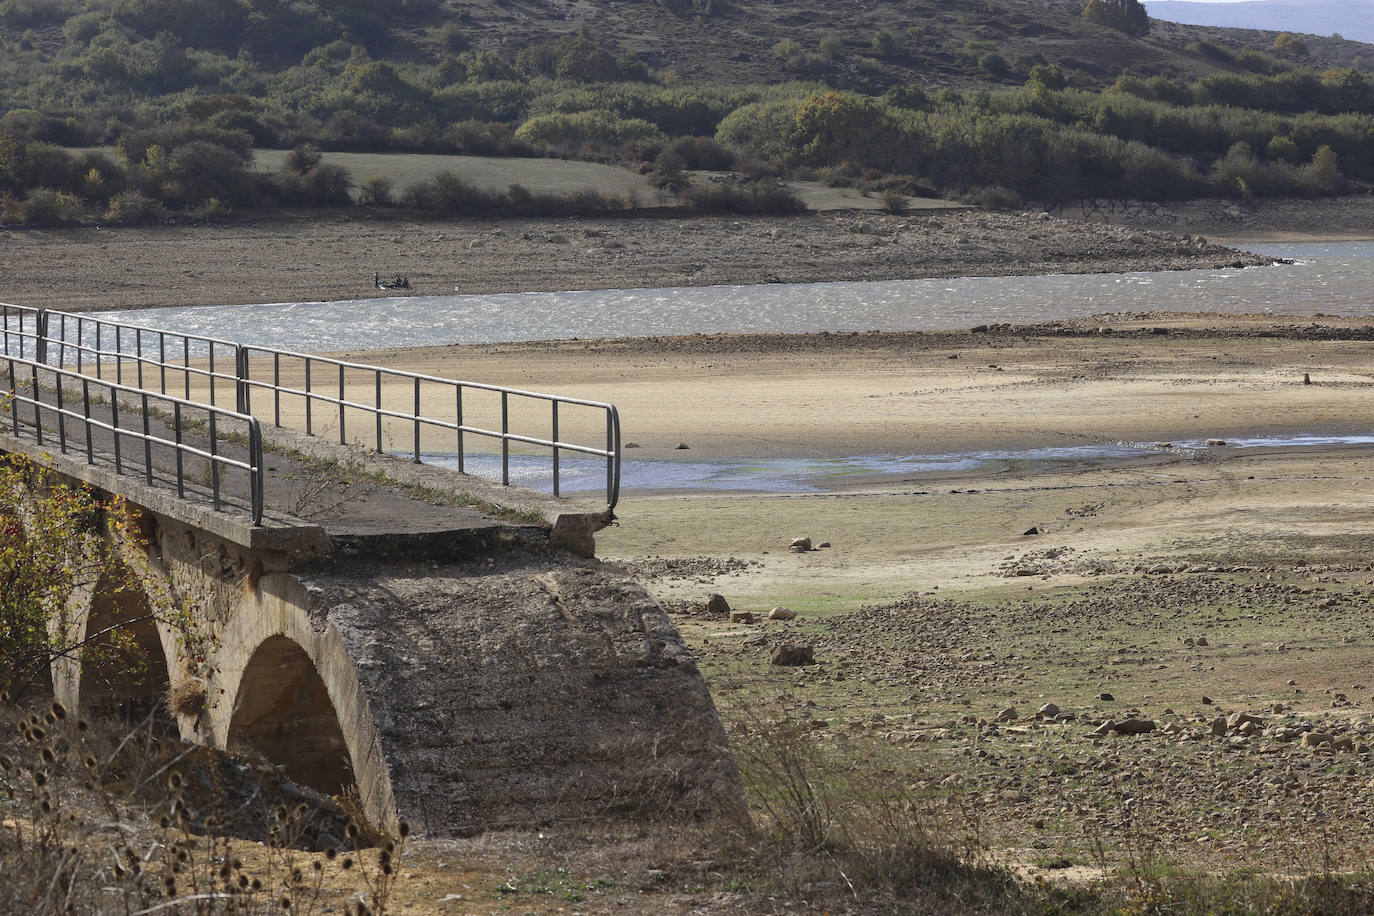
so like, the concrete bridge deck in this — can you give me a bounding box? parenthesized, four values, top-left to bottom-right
(1, 344, 739, 838)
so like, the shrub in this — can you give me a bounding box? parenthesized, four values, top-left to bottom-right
(357, 174, 393, 206)
(681, 177, 804, 214)
(399, 169, 497, 215)
(20, 188, 83, 225)
(103, 190, 168, 223)
(870, 30, 900, 59)
(1082, 0, 1150, 37)
(514, 109, 664, 150)
(970, 185, 1021, 210)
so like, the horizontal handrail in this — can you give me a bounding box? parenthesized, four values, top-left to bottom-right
(1, 352, 264, 525)
(2, 303, 621, 512)
(241, 346, 620, 510)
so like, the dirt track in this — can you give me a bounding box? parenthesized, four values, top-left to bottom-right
(2, 208, 1270, 313)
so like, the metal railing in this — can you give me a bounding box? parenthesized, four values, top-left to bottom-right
(1, 304, 622, 511)
(1, 302, 243, 406)
(2, 353, 265, 525)
(241, 346, 620, 507)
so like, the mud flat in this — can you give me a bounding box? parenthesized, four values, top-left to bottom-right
(3, 209, 1270, 313)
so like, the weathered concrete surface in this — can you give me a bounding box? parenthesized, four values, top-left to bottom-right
(132, 513, 742, 837)
(304, 546, 742, 835)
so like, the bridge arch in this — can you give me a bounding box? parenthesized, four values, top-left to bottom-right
(52, 562, 177, 730)
(226, 635, 354, 796)
(207, 573, 398, 833)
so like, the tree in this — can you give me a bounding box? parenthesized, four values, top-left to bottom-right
(1, 457, 134, 699)
(1082, 0, 1149, 37)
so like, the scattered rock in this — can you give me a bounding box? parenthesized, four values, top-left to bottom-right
(817, 541, 831, 549)
(729, 610, 755, 624)
(768, 606, 798, 621)
(1195, 636, 1208, 647)
(624, 442, 641, 448)
(1036, 702, 1061, 719)
(789, 537, 813, 552)
(1023, 526, 1040, 536)
(1211, 716, 1227, 736)
(1093, 717, 1155, 737)
(705, 593, 731, 614)
(1303, 372, 1312, 385)
(1098, 692, 1114, 702)
(771, 645, 815, 666)
(675, 442, 691, 449)
(1227, 712, 1265, 731)
(1302, 732, 1333, 748)
(1206, 439, 1226, 447)
(996, 706, 1019, 723)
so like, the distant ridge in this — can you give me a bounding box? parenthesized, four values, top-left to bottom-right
(1144, 0, 1374, 45)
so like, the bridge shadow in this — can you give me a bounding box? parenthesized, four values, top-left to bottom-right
(77, 569, 175, 733)
(226, 635, 356, 798)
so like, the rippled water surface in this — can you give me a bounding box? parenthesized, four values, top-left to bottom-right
(101, 241, 1374, 352)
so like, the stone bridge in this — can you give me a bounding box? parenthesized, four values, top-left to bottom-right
(1, 306, 741, 837)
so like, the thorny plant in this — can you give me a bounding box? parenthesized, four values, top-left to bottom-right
(0, 453, 216, 706)
(0, 694, 409, 914)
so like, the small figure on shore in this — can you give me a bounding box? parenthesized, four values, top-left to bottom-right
(374, 272, 410, 290)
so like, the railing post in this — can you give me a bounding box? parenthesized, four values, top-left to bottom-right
(412, 376, 421, 462)
(55, 375, 65, 454)
(374, 372, 382, 452)
(455, 386, 464, 474)
(305, 357, 312, 436)
(235, 345, 250, 414)
(501, 390, 509, 486)
(339, 362, 346, 445)
(29, 363, 41, 446)
(209, 412, 220, 510)
(250, 420, 263, 525)
(606, 409, 616, 512)
(82, 378, 92, 461)
(142, 392, 152, 485)
(35, 309, 48, 364)
(6, 358, 17, 436)
(551, 401, 560, 497)
(174, 402, 184, 499)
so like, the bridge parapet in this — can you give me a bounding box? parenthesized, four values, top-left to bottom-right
(2, 302, 620, 515)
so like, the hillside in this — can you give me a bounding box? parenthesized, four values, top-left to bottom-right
(3, 0, 1374, 223)
(2, 0, 1371, 106)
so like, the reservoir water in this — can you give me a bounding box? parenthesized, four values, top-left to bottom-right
(90, 239, 1374, 494)
(100, 240, 1373, 353)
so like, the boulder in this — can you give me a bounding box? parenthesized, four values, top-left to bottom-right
(767, 606, 797, 621)
(771, 645, 815, 666)
(705, 593, 731, 614)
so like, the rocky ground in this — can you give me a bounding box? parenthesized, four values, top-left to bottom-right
(2, 208, 1272, 313)
(670, 572, 1374, 877)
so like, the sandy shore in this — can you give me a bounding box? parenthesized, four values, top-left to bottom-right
(2, 209, 1271, 313)
(349, 314, 1374, 462)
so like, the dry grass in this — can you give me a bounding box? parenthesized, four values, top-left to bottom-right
(0, 695, 405, 915)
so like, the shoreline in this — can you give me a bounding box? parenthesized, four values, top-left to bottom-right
(5, 208, 1272, 313)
